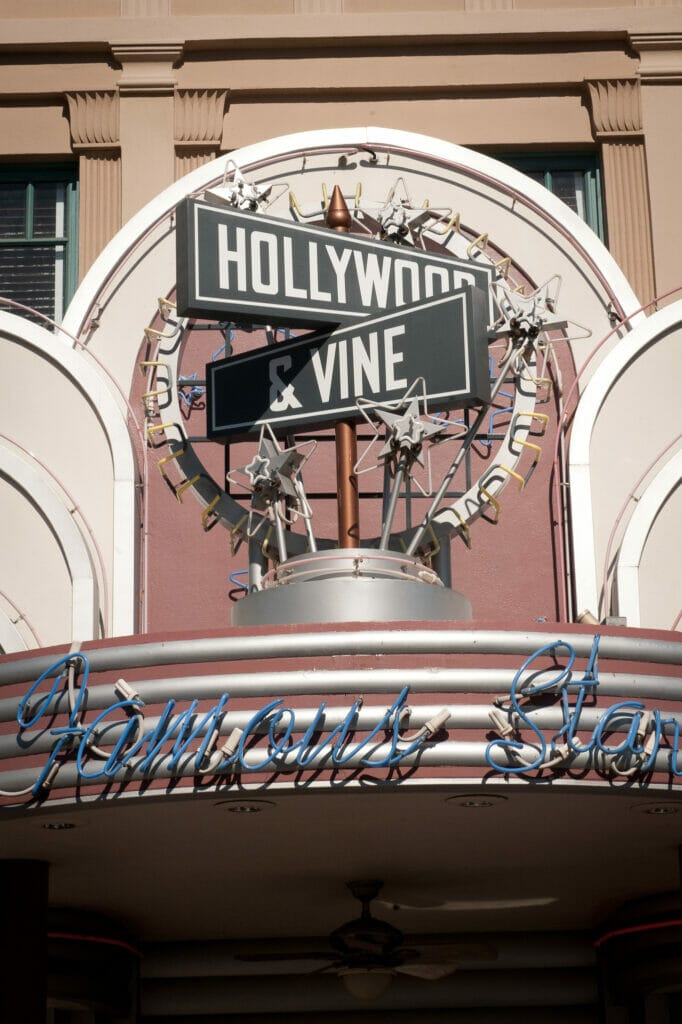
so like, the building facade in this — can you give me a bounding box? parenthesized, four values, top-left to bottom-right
(1, 3, 682, 1022)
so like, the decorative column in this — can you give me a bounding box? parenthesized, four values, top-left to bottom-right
(629, 33, 682, 304)
(585, 78, 656, 308)
(174, 89, 229, 179)
(111, 43, 183, 222)
(65, 91, 121, 279)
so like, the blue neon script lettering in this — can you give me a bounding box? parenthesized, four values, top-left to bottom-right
(13, 659, 428, 796)
(485, 635, 679, 776)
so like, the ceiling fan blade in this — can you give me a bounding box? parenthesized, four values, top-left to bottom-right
(395, 962, 458, 981)
(236, 951, 336, 963)
(402, 942, 497, 963)
(378, 897, 556, 912)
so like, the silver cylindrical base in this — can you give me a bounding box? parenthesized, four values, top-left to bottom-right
(232, 548, 472, 626)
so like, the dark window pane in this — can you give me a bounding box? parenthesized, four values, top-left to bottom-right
(0, 165, 77, 324)
(0, 244, 61, 321)
(550, 171, 581, 214)
(34, 182, 66, 238)
(0, 184, 27, 238)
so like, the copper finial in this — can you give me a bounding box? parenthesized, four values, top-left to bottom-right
(326, 185, 352, 233)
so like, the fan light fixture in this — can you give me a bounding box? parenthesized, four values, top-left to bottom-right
(339, 967, 393, 1001)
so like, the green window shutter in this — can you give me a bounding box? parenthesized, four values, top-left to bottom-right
(0, 164, 79, 326)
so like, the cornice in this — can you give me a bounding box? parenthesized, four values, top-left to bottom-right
(1, 10, 681, 61)
(110, 42, 184, 63)
(629, 32, 682, 52)
(629, 31, 682, 83)
(0, 11, 675, 53)
(111, 42, 184, 96)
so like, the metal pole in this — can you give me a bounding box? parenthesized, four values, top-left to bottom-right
(248, 537, 267, 593)
(380, 454, 408, 550)
(272, 505, 288, 564)
(327, 186, 360, 547)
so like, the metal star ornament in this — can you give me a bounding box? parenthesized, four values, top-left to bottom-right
(355, 381, 458, 498)
(373, 394, 450, 468)
(227, 424, 316, 536)
(376, 177, 453, 247)
(490, 276, 565, 340)
(203, 159, 287, 214)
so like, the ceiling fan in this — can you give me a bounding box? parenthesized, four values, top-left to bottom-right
(236, 879, 497, 983)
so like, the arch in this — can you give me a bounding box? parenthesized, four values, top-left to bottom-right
(59, 126, 645, 626)
(0, 442, 98, 641)
(64, 126, 642, 342)
(0, 312, 137, 636)
(616, 449, 682, 628)
(569, 300, 682, 617)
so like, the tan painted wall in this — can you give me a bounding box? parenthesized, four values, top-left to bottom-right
(0, 104, 71, 156)
(0, 4, 669, 276)
(222, 94, 593, 151)
(641, 82, 682, 301)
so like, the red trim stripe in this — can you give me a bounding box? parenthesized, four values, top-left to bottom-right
(47, 931, 142, 958)
(594, 918, 682, 948)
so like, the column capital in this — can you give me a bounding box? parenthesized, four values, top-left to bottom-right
(65, 91, 120, 152)
(584, 78, 643, 140)
(174, 88, 230, 150)
(111, 42, 184, 96)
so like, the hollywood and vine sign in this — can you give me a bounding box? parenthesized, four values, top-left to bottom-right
(175, 199, 493, 438)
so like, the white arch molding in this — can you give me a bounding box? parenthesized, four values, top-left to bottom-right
(616, 450, 682, 629)
(569, 300, 682, 619)
(0, 442, 98, 642)
(0, 599, 33, 654)
(0, 312, 137, 637)
(0, 615, 26, 654)
(65, 126, 642, 343)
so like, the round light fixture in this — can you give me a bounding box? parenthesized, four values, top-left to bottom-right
(446, 794, 508, 809)
(630, 802, 680, 817)
(339, 968, 393, 1001)
(214, 799, 275, 814)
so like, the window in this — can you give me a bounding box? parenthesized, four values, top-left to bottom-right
(492, 153, 605, 241)
(0, 165, 78, 324)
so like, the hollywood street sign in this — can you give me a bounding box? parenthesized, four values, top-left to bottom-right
(207, 288, 489, 439)
(176, 198, 495, 329)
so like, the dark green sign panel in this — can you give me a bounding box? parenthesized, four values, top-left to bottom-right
(207, 288, 489, 439)
(176, 199, 495, 328)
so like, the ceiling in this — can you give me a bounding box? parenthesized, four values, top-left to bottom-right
(4, 783, 681, 948)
